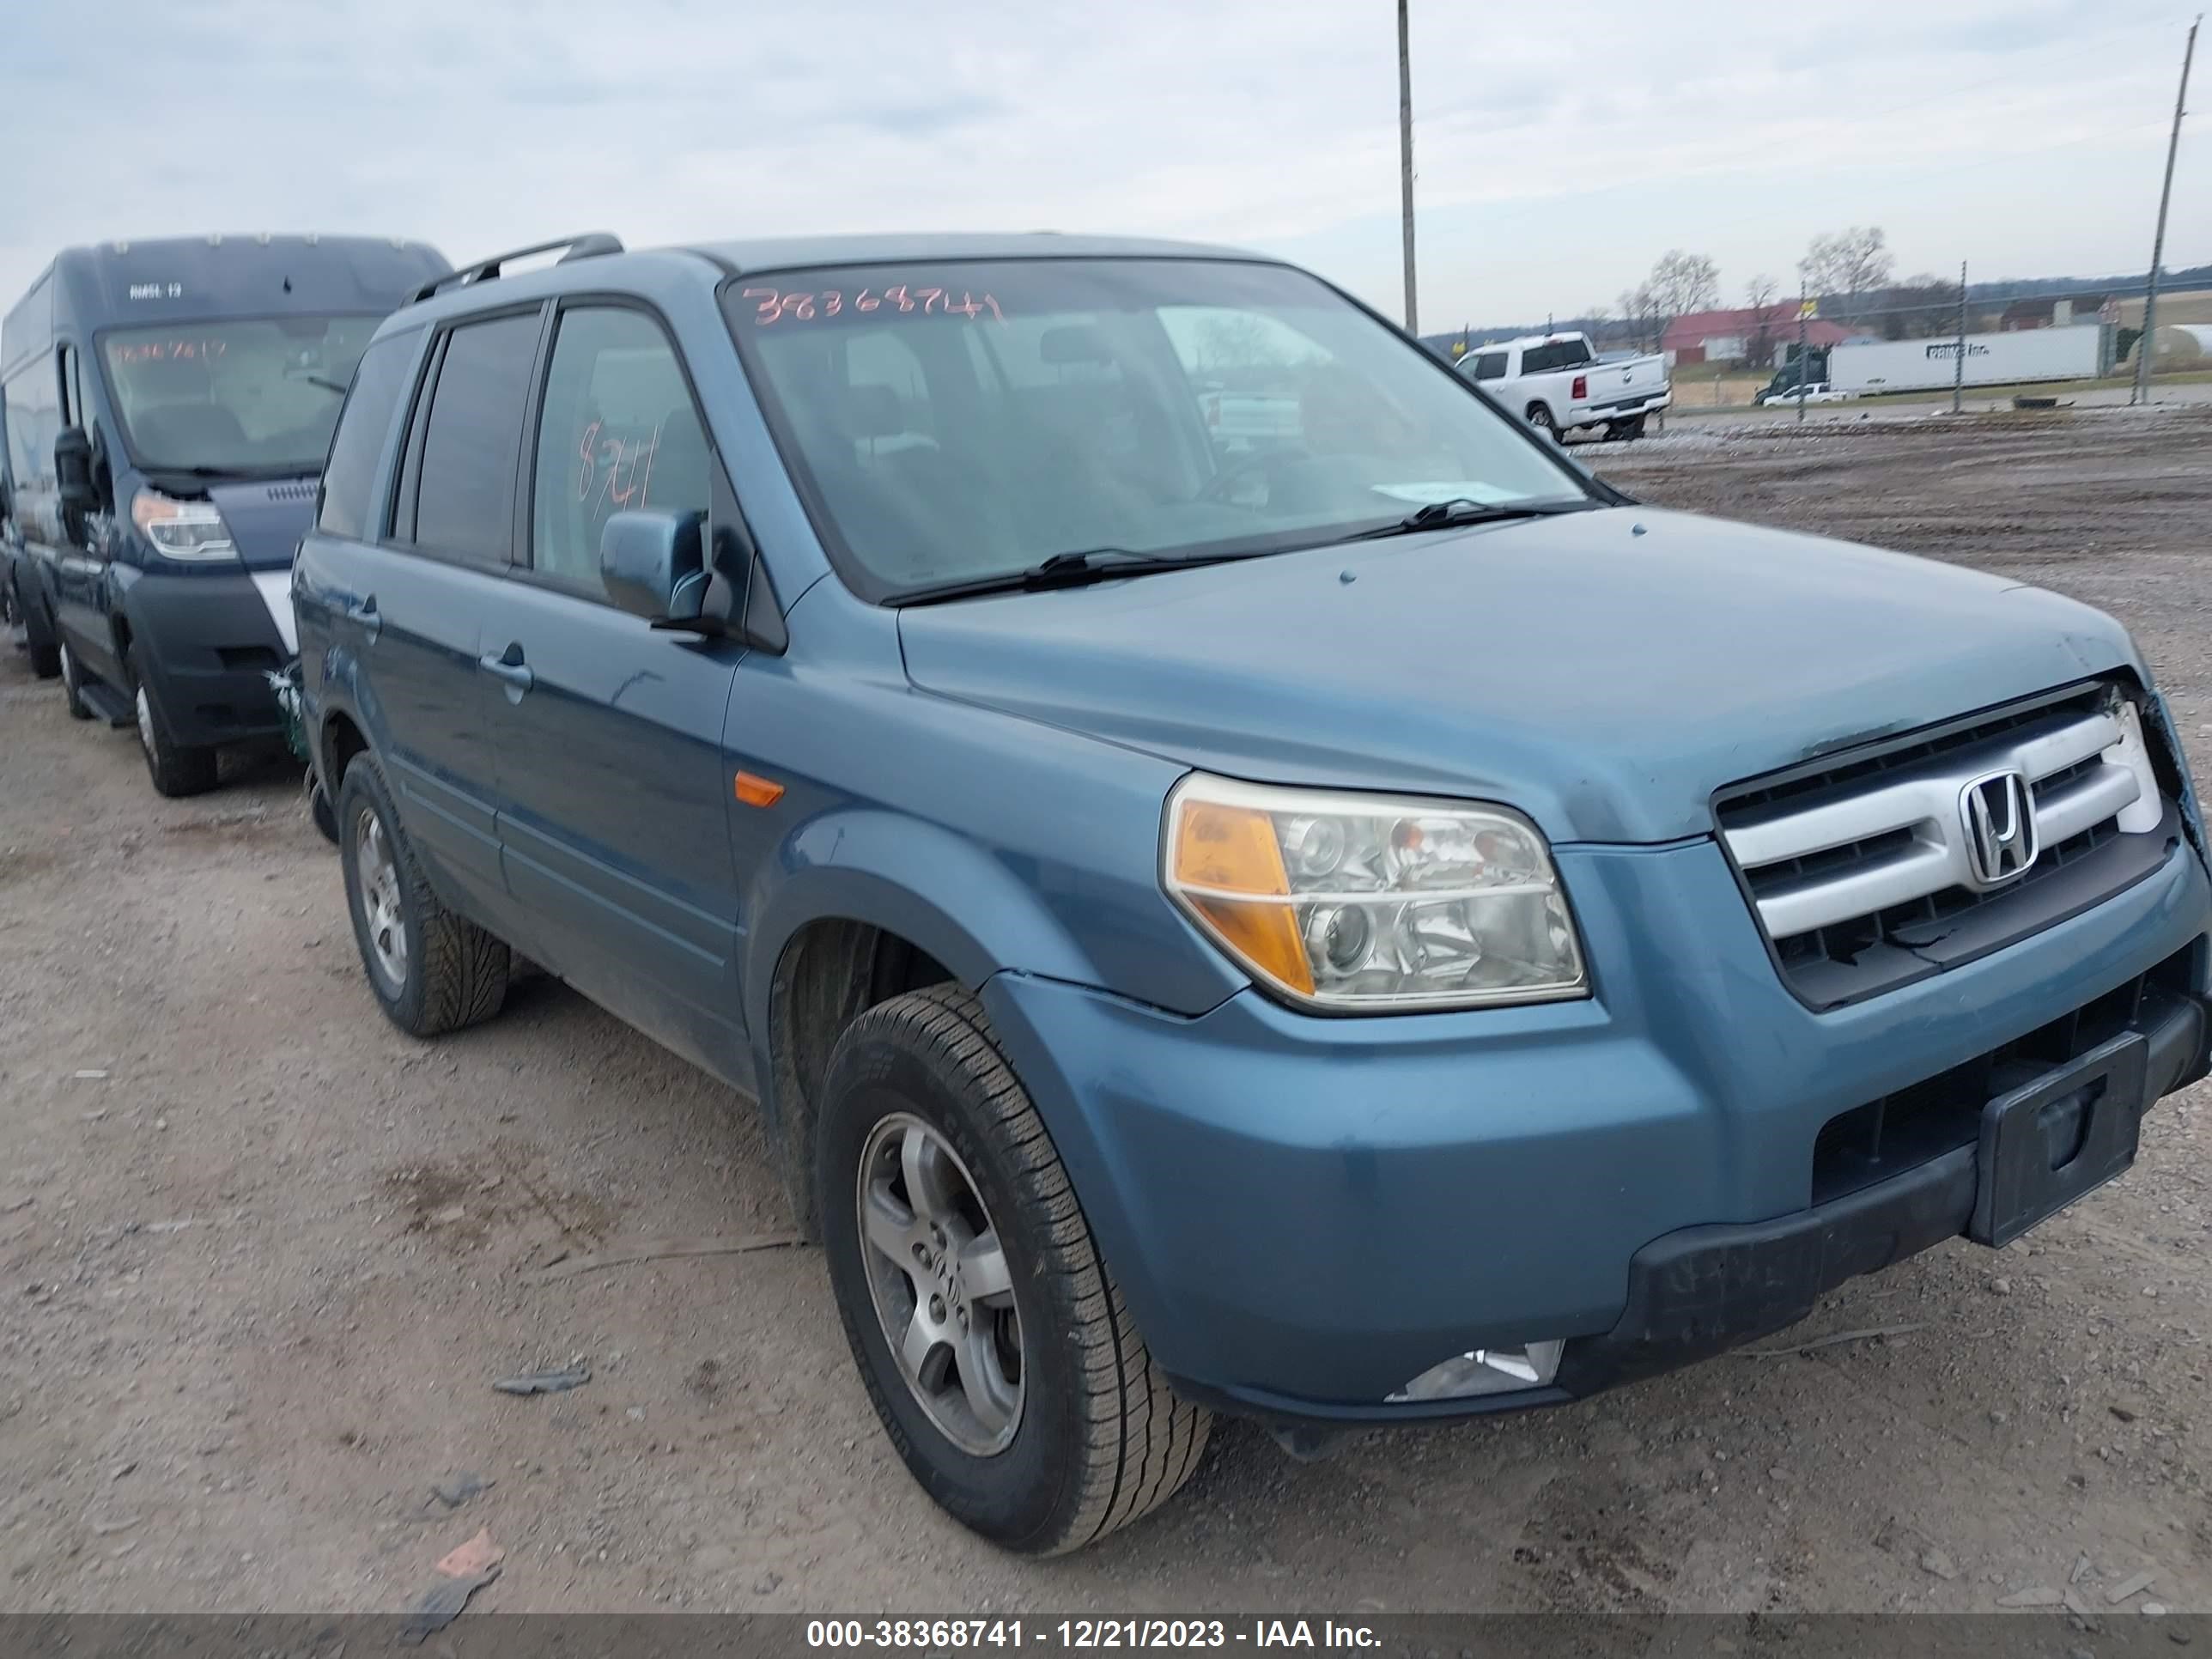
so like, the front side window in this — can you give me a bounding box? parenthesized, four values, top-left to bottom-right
(726, 258, 1589, 601)
(99, 314, 382, 475)
(529, 307, 711, 591)
(410, 312, 539, 562)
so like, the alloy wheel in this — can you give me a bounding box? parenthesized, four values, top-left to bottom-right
(855, 1112, 1024, 1455)
(352, 805, 409, 992)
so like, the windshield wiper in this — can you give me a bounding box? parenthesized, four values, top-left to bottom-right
(896, 546, 1244, 605)
(1348, 497, 1596, 542)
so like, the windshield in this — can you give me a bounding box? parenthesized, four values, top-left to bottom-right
(724, 258, 1593, 600)
(99, 314, 383, 475)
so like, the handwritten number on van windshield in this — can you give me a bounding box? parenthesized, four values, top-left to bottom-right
(740, 285, 1005, 325)
(112, 337, 230, 365)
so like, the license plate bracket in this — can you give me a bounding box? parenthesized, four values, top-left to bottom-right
(1970, 1031, 2148, 1249)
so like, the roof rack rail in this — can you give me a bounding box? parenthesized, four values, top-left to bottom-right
(410, 232, 624, 304)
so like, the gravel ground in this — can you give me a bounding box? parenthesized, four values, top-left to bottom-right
(2, 405, 2208, 1617)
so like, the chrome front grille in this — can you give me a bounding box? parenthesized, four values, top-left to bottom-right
(1717, 684, 2179, 1009)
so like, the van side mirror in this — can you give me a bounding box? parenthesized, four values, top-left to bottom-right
(55, 428, 98, 513)
(600, 508, 708, 625)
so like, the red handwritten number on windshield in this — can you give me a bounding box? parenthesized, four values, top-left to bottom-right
(742, 283, 1003, 325)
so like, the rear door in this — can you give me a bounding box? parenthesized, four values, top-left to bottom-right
(348, 307, 544, 919)
(485, 301, 748, 1078)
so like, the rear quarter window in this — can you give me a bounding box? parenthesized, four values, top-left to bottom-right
(317, 332, 418, 541)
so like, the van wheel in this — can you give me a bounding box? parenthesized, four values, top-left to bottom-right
(817, 984, 1211, 1554)
(128, 642, 219, 797)
(58, 641, 93, 720)
(19, 579, 60, 679)
(337, 753, 509, 1037)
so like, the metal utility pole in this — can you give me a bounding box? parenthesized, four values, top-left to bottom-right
(1953, 261, 1969, 415)
(1398, 0, 1419, 335)
(2135, 15, 2199, 406)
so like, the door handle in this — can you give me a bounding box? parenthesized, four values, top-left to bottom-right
(478, 644, 533, 700)
(348, 594, 380, 643)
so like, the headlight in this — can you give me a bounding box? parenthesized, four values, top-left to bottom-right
(132, 489, 236, 562)
(1163, 775, 1586, 1012)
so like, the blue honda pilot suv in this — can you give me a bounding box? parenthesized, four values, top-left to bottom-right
(295, 231, 2212, 1553)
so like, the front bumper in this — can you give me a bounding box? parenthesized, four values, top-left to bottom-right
(118, 567, 291, 748)
(980, 833, 2211, 1425)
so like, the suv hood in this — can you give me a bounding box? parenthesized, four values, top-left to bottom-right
(896, 507, 2140, 845)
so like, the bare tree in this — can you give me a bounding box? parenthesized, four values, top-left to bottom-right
(1800, 227, 1896, 321)
(1646, 250, 1721, 322)
(1880, 273, 1959, 339)
(1742, 273, 1783, 366)
(1617, 283, 1663, 352)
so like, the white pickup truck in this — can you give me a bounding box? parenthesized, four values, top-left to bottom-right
(1457, 331, 1671, 442)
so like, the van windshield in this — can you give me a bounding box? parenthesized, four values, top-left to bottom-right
(100, 314, 383, 476)
(724, 258, 1593, 601)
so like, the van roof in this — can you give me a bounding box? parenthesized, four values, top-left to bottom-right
(4, 235, 448, 374)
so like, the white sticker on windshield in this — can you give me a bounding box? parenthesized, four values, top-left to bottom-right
(1370, 482, 1522, 506)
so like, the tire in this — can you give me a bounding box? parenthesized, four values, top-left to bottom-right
(817, 984, 1211, 1555)
(21, 580, 60, 680)
(1526, 404, 1561, 443)
(1610, 414, 1647, 441)
(58, 640, 93, 720)
(309, 781, 340, 847)
(126, 641, 220, 797)
(336, 752, 510, 1038)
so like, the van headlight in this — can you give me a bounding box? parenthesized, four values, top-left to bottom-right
(1163, 775, 1586, 1012)
(132, 489, 236, 562)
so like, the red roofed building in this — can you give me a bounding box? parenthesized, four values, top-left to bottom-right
(1662, 304, 1854, 367)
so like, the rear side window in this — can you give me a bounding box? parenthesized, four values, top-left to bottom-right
(318, 333, 416, 540)
(529, 307, 710, 592)
(410, 312, 539, 562)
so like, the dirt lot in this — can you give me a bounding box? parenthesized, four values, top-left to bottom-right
(3, 405, 2209, 1617)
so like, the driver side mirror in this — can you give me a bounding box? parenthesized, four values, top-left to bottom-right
(600, 508, 708, 626)
(55, 427, 99, 514)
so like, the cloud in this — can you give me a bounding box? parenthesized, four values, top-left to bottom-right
(0, 0, 2203, 325)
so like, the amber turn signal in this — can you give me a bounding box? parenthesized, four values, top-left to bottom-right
(1169, 799, 1314, 995)
(734, 771, 786, 808)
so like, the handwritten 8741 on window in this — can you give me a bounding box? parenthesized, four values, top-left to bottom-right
(740, 284, 1006, 325)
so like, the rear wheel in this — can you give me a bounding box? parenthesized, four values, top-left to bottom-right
(1609, 414, 1648, 441)
(817, 984, 1210, 1554)
(58, 641, 93, 720)
(1526, 404, 1562, 443)
(128, 643, 220, 797)
(337, 753, 509, 1037)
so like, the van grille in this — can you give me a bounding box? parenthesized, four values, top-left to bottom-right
(1716, 683, 2179, 1009)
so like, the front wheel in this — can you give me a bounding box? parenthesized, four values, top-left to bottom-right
(128, 643, 219, 797)
(817, 985, 1211, 1554)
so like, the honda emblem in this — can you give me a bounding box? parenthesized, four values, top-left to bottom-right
(1960, 771, 2038, 887)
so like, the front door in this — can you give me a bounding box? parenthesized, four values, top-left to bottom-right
(485, 302, 748, 1079)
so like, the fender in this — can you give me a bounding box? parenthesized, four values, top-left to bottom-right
(743, 805, 1178, 1043)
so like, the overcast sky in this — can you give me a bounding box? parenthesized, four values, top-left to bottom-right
(3, 0, 2204, 329)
